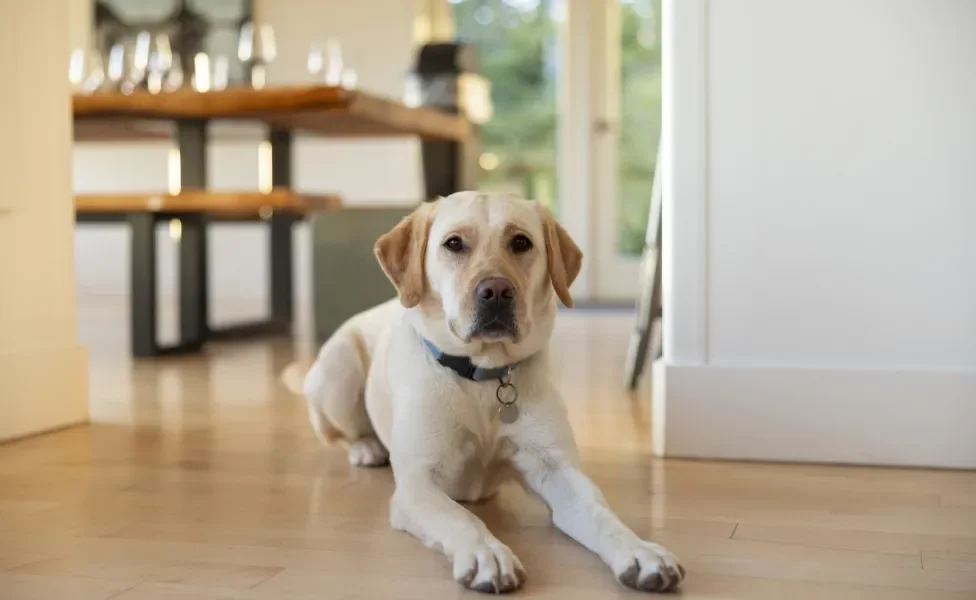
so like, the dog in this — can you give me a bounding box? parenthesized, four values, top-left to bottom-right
(284, 191, 684, 593)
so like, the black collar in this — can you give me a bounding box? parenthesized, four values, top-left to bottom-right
(423, 338, 520, 382)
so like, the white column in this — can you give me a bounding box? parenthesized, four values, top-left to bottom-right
(660, 0, 708, 366)
(653, 0, 976, 468)
(0, 1, 89, 441)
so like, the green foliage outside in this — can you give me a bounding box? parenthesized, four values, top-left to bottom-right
(452, 0, 661, 255)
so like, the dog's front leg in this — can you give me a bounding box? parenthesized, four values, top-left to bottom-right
(516, 451, 684, 593)
(390, 473, 527, 594)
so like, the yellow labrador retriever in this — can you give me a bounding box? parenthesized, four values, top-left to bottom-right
(290, 191, 684, 593)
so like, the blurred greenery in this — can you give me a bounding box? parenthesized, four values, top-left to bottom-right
(452, 0, 661, 255)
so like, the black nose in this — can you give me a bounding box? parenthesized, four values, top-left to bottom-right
(476, 277, 515, 309)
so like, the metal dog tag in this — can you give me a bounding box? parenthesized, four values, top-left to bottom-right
(499, 403, 519, 424)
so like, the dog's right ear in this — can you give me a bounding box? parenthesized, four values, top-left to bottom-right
(374, 202, 435, 308)
(538, 205, 583, 308)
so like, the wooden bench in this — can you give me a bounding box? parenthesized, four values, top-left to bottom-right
(75, 190, 342, 357)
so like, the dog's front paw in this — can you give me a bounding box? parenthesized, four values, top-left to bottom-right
(611, 541, 685, 593)
(453, 538, 527, 594)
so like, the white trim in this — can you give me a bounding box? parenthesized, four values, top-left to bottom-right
(661, 0, 709, 364)
(651, 362, 976, 469)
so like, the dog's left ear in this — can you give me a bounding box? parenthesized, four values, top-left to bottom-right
(374, 202, 435, 308)
(538, 205, 583, 308)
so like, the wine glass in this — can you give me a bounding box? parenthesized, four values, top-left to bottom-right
(239, 21, 276, 89)
(403, 73, 422, 107)
(212, 56, 230, 91)
(325, 39, 343, 86)
(131, 31, 152, 80)
(258, 24, 277, 64)
(192, 53, 211, 92)
(69, 48, 86, 89)
(69, 48, 106, 94)
(307, 42, 324, 78)
(165, 52, 184, 92)
(309, 39, 355, 88)
(106, 43, 126, 89)
(146, 33, 172, 94)
(115, 31, 150, 94)
(340, 66, 358, 90)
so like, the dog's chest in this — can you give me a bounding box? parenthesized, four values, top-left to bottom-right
(405, 348, 548, 503)
(433, 383, 522, 502)
(437, 426, 518, 502)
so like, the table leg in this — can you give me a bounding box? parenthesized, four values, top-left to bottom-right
(268, 127, 294, 328)
(421, 126, 478, 199)
(179, 213, 207, 351)
(207, 127, 293, 342)
(177, 119, 209, 347)
(129, 212, 158, 357)
(421, 140, 460, 199)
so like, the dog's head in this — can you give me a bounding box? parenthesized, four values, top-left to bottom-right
(375, 191, 582, 364)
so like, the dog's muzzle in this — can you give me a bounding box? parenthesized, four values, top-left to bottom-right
(471, 277, 518, 339)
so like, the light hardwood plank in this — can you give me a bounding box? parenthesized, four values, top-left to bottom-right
(0, 573, 135, 600)
(924, 551, 976, 573)
(734, 522, 976, 556)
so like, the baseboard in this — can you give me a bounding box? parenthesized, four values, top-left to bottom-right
(0, 344, 89, 442)
(651, 362, 976, 469)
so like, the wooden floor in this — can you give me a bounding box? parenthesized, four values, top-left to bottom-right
(2, 302, 975, 599)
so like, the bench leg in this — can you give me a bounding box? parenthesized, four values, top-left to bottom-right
(130, 213, 159, 357)
(129, 212, 208, 357)
(270, 213, 295, 327)
(177, 119, 210, 343)
(179, 213, 207, 350)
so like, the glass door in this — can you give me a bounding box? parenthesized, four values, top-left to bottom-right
(594, 0, 663, 300)
(450, 0, 562, 212)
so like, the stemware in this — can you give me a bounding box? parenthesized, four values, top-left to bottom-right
(240, 21, 277, 89)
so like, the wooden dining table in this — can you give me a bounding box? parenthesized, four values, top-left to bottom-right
(73, 85, 471, 357)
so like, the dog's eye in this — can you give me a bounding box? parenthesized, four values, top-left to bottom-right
(443, 236, 464, 253)
(510, 234, 533, 254)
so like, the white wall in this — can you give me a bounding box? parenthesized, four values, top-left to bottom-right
(1, 1, 88, 441)
(74, 0, 429, 304)
(655, 0, 976, 468)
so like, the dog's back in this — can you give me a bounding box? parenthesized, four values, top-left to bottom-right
(283, 298, 402, 454)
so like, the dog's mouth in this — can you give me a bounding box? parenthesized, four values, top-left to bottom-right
(468, 311, 519, 341)
(475, 320, 515, 339)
